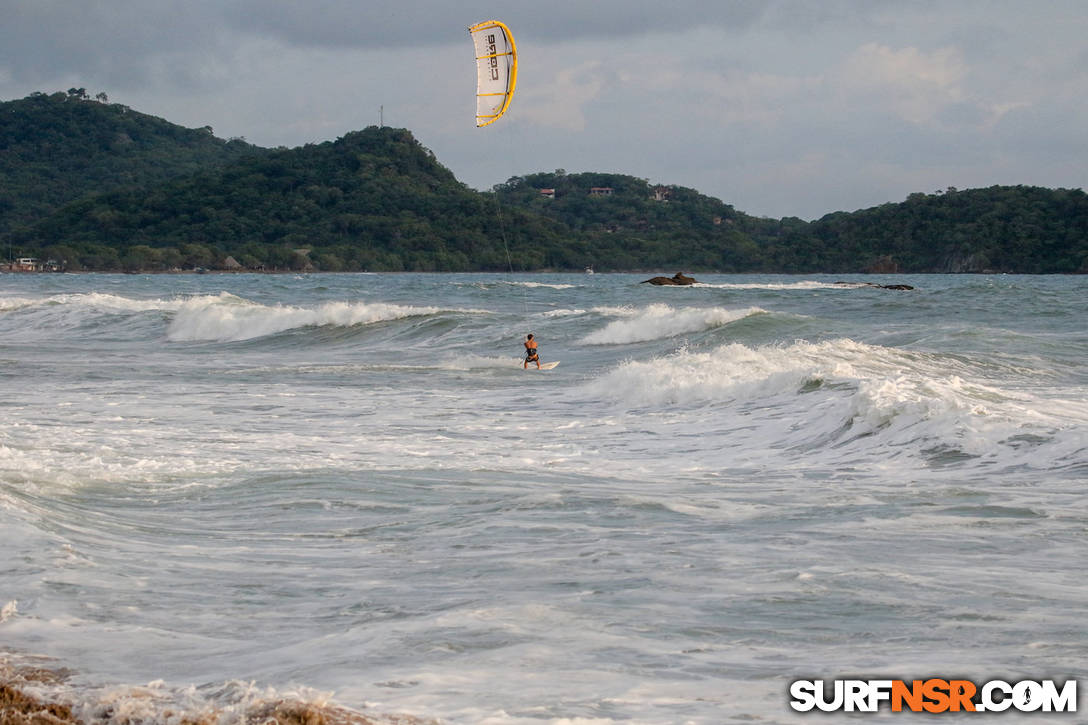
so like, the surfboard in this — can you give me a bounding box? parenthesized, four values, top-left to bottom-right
(521, 360, 560, 370)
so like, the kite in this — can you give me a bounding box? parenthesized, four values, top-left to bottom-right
(469, 20, 518, 127)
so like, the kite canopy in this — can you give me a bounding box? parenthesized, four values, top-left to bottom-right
(468, 20, 518, 127)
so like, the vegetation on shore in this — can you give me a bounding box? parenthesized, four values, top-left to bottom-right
(3, 91, 1086, 273)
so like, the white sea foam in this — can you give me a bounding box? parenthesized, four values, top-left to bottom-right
(540, 308, 587, 318)
(0, 600, 16, 623)
(695, 280, 861, 290)
(61, 291, 183, 311)
(460, 280, 578, 290)
(509, 281, 577, 289)
(587, 340, 815, 405)
(591, 338, 983, 406)
(166, 294, 455, 342)
(0, 296, 37, 312)
(580, 303, 766, 344)
(586, 338, 1086, 467)
(1, 291, 492, 343)
(590, 305, 641, 316)
(4, 292, 182, 313)
(3, 273, 1086, 725)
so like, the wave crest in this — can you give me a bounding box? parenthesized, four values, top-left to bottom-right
(587, 339, 1087, 467)
(166, 294, 459, 342)
(580, 304, 766, 345)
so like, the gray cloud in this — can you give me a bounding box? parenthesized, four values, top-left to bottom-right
(221, 1, 769, 48)
(0, 0, 231, 86)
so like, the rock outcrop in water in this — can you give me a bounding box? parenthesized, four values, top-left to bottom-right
(839, 280, 918, 289)
(834, 281, 915, 291)
(642, 272, 699, 286)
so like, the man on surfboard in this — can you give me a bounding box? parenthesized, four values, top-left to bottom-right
(524, 333, 540, 369)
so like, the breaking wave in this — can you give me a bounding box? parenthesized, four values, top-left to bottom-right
(586, 338, 1088, 470)
(165, 294, 464, 342)
(580, 303, 767, 345)
(0, 292, 487, 343)
(0, 292, 181, 314)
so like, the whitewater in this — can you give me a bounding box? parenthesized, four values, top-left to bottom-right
(1, 272, 1085, 724)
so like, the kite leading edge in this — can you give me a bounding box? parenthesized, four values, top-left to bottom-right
(468, 20, 518, 127)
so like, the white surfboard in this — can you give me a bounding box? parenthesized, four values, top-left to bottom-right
(521, 360, 560, 370)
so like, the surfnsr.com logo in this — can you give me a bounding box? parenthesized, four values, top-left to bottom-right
(789, 679, 1077, 713)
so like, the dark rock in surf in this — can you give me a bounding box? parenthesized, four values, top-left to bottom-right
(642, 272, 699, 286)
(834, 281, 915, 291)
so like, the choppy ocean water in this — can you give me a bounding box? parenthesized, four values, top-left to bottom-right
(0, 272, 1085, 723)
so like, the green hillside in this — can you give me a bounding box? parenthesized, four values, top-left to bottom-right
(493, 171, 771, 271)
(2, 91, 1086, 273)
(0, 90, 261, 236)
(18, 125, 571, 272)
(495, 174, 1088, 274)
(793, 186, 1088, 274)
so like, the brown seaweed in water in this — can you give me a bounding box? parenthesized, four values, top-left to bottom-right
(1, 658, 435, 725)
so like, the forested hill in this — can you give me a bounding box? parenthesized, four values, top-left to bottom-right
(797, 186, 1088, 274)
(494, 175, 1087, 274)
(23, 125, 567, 272)
(0, 90, 261, 237)
(2, 91, 1086, 273)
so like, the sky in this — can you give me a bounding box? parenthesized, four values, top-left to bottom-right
(2, 0, 1087, 220)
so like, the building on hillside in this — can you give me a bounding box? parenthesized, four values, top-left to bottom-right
(588, 187, 614, 197)
(651, 186, 672, 202)
(539, 188, 556, 199)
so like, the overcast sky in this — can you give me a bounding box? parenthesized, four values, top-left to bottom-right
(3, 0, 1086, 219)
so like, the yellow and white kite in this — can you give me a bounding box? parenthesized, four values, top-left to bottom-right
(468, 20, 518, 127)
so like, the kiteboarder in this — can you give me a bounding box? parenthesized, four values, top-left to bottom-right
(524, 333, 540, 369)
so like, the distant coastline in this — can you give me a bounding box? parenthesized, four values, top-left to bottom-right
(3, 92, 1086, 275)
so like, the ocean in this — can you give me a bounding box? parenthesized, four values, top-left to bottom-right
(1, 272, 1085, 723)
